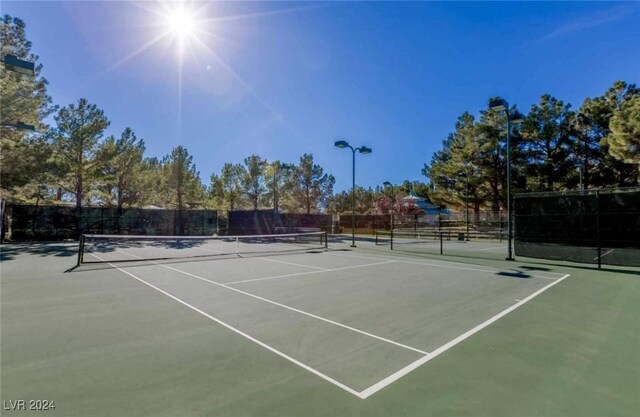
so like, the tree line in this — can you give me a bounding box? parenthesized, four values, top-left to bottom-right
(2, 15, 638, 218)
(1, 16, 337, 214)
(422, 82, 640, 216)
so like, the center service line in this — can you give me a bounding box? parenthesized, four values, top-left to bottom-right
(112, 250, 427, 355)
(89, 253, 362, 398)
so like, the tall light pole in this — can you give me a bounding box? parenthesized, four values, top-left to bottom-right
(335, 140, 372, 247)
(383, 181, 394, 231)
(1, 54, 36, 244)
(459, 172, 469, 241)
(489, 98, 523, 261)
(575, 160, 584, 192)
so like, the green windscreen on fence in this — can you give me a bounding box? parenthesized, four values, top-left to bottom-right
(3, 204, 218, 241)
(514, 188, 640, 267)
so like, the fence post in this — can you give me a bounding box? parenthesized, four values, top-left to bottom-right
(76, 234, 85, 266)
(54, 205, 59, 239)
(0, 199, 5, 243)
(440, 231, 443, 254)
(596, 191, 601, 269)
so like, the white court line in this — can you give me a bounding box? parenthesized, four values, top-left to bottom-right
(255, 256, 329, 271)
(390, 258, 556, 281)
(224, 261, 396, 285)
(110, 250, 426, 355)
(471, 246, 508, 252)
(90, 251, 570, 400)
(594, 249, 614, 260)
(357, 273, 572, 399)
(89, 254, 362, 398)
(327, 250, 570, 276)
(323, 251, 396, 262)
(326, 251, 565, 280)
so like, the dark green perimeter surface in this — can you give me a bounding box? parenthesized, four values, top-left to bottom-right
(1, 241, 639, 417)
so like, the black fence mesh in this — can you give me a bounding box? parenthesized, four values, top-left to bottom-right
(226, 210, 332, 235)
(337, 214, 393, 233)
(514, 188, 640, 267)
(2, 204, 217, 241)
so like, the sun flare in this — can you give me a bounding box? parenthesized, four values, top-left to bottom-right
(165, 7, 197, 38)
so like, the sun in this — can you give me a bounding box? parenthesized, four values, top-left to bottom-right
(165, 7, 197, 39)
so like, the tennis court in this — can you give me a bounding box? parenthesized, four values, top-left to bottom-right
(2, 236, 639, 417)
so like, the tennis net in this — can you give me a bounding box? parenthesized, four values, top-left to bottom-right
(77, 231, 328, 265)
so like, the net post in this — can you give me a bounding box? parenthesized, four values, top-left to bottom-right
(440, 232, 443, 255)
(77, 234, 85, 266)
(235, 236, 239, 255)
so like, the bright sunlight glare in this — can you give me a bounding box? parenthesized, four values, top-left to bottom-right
(165, 8, 197, 38)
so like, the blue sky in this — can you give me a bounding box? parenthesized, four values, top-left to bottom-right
(4, 1, 640, 192)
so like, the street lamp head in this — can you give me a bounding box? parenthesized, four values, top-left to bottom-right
(1, 121, 35, 131)
(16, 122, 35, 131)
(334, 140, 349, 149)
(510, 110, 525, 124)
(2, 54, 35, 76)
(489, 98, 508, 112)
(359, 146, 372, 154)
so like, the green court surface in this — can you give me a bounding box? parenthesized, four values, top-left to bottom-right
(1, 239, 639, 417)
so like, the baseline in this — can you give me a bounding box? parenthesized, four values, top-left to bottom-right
(89, 254, 363, 398)
(325, 251, 568, 280)
(357, 273, 571, 399)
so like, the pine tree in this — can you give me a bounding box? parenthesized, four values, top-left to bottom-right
(52, 98, 110, 208)
(285, 154, 335, 214)
(0, 15, 56, 199)
(162, 146, 205, 211)
(95, 128, 146, 209)
(519, 95, 575, 191)
(209, 163, 246, 210)
(242, 155, 266, 211)
(603, 95, 640, 168)
(574, 81, 639, 188)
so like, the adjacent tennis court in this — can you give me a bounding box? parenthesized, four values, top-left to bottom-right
(2, 236, 639, 417)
